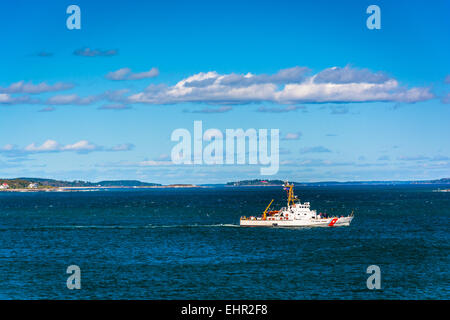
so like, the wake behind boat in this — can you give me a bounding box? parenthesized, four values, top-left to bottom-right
(240, 182, 354, 227)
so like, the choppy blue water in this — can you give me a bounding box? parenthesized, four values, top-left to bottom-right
(0, 186, 448, 299)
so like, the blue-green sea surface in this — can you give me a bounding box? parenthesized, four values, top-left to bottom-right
(0, 186, 448, 299)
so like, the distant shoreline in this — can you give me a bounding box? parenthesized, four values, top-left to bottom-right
(1, 185, 449, 193)
(1, 177, 449, 192)
(0, 185, 206, 192)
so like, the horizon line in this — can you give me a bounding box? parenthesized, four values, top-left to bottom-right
(1, 176, 449, 185)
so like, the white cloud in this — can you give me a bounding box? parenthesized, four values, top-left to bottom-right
(128, 66, 434, 105)
(128, 68, 159, 80)
(46, 94, 98, 105)
(0, 81, 74, 94)
(1, 140, 134, 156)
(277, 78, 432, 103)
(0, 94, 36, 105)
(25, 140, 61, 152)
(61, 140, 98, 152)
(314, 66, 389, 84)
(105, 68, 131, 80)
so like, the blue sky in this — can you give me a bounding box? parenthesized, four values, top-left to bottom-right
(0, 0, 449, 184)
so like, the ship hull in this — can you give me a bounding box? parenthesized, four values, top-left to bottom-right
(240, 216, 353, 227)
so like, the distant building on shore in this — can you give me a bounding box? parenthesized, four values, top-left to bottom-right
(27, 183, 38, 189)
(0, 183, 9, 189)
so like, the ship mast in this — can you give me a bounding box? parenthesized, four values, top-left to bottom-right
(284, 181, 297, 208)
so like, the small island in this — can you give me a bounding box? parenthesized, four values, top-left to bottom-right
(226, 179, 285, 186)
(226, 178, 450, 187)
(0, 178, 202, 192)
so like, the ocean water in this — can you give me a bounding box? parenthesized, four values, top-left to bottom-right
(0, 186, 448, 299)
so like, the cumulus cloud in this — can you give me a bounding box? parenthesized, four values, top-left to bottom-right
(314, 66, 389, 84)
(73, 47, 118, 57)
(0, 81, 74, 94)
(218, 67, 310, 86)
(105, 67, 159, 80)
(128, 66, 434, 105)
(0, 140, 134, 156)
(0, 94, 38, 105)
(278, 78, 433, 104)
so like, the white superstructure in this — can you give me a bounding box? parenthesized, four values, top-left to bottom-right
(240, 182, 354, 227)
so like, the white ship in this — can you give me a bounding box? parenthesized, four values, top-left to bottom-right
(240, 182, 354, 227)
